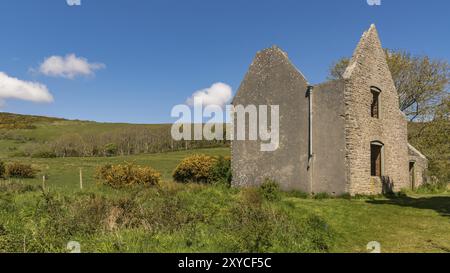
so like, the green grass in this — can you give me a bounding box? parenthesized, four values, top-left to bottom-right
(0, 147, 449, 253)
(0, 112, 174, 157)
(0, 113, 449, 253)
(11, 148, 229, 192)
(285, 194, 450, 253)
(0, 113, 450, 252)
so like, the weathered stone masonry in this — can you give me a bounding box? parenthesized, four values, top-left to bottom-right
(231, 24, 428, 195)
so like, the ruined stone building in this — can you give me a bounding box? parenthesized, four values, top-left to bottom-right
(231, 24, 428, 195)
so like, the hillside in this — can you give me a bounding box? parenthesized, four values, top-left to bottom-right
(0, 112, 227, 158)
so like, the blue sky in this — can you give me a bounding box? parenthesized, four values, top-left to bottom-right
(0, 0, 449, 124)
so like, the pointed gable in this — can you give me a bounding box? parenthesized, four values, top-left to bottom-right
(343, 24, 401, 114)
(233, 45, 308, 105)
(231, 45, 311, 191)
(344, 24, 389, 80)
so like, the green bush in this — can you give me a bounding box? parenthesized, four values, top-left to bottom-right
(415, 179, 448, 194)
(259, 179, 281, 201)
(172, 154, 218, 183)
(338, 193, 353, 199)
(0, 181, 37, 194)
(229, 198, 273, 252)
(104, 143, 118, 157)
(0, 161, 5, 178)
(240, 187, 264, 205)
(5, 162, 37, 178)
(31, 150, 57, 158)
(209, 156, 232, 185)
(95, 163, 161, 188)
(313, 192, 333, 200)
(300, 215, 334, 252)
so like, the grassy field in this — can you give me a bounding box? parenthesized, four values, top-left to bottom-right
(0, 147, 449, 253)
(9, 148, 230, 192)
(0, 112, 172, 157)
(0, 112, 449, 253)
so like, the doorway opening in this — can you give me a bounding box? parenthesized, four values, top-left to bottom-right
(371, 142, 383, 177)
(409, 162, 416, 190)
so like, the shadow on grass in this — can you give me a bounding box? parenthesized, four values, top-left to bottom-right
(366, 195, 450, 218)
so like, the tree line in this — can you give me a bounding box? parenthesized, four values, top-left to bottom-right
(18, 125, 229, 158)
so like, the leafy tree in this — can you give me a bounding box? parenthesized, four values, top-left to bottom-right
(104, 143, 118, 157)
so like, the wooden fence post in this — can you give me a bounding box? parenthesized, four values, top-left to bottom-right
(79, 168, 83, 190)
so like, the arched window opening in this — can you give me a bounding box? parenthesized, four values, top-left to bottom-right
(371, 87, 381, 118)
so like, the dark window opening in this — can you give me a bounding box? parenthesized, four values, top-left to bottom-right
(371, 143, 383, 177)
(371, 87, 381, 118)
(409, 162, 416, 190)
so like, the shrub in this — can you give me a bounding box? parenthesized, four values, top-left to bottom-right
(95, 163, 161, 188)
(230, 206, 273, 252)
(415, 178, 448, 194)
(104, 143, 118, 157)
(300, 215, 334, 252)
(31, 150, 57, 158)
(0, 161, 5, 178)
(0, 181, 37, 194)
(5, 162, 37, 178)
(338, 193, 352, 199)
(209, 156, 232, 186)
(259, 179, 281, 201)
(313, 192, 332, 200)
(172, 154, 218, 183)
(95, 164, 112, 180)
(240, 187, 263, 205)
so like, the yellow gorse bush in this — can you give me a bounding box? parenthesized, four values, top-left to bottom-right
(95, 163, 161, 188)
(6, 162, 37, 178)
(172, 154, 218, 183)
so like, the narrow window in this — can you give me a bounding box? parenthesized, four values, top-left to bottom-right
(371, 87, 381, 118)
(371, 142, 383, 177)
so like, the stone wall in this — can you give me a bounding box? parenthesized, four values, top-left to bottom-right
(231, 46, 310, 191)
(343, 25, 410, 195)
(311, 80, 347, 195)
(408, 144, 428, 188)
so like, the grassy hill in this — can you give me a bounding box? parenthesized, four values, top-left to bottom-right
(0, 112, 66, 130)
(0, 111, 168, 142)
(0, 112, 225, 158)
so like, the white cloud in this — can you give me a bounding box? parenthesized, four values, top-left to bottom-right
(0, 72, 54, 105)
(186, 82, 233, 108)
(66, 0, 81, 6)
(37, 54, 105, 79)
